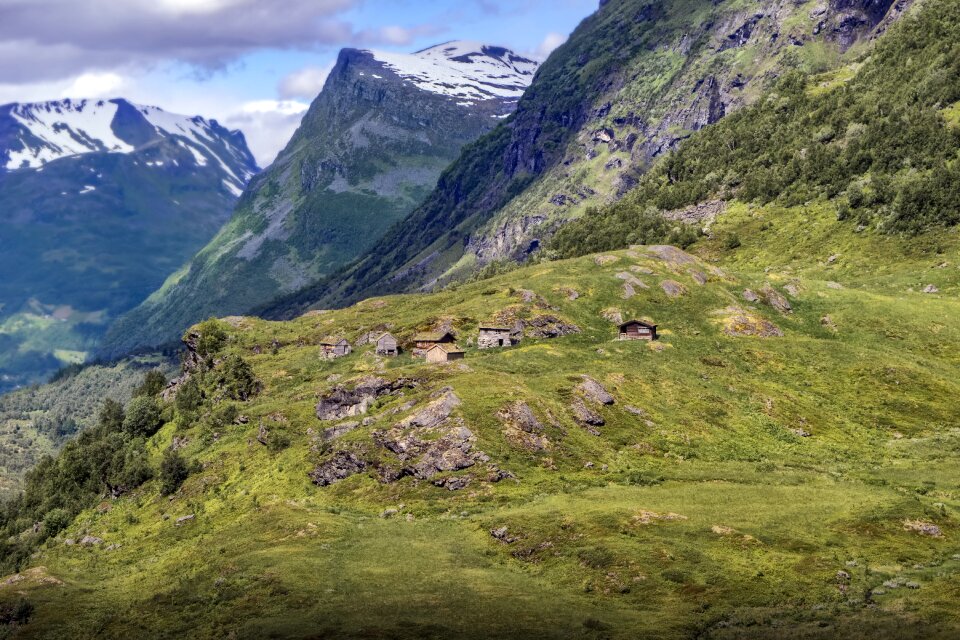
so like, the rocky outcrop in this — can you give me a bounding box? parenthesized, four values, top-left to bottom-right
(571, 399, 604, 434)
(498, 401, 550, 451)
(315, 376, 418, 421)
(522, 315, 581, 339)
(760, 284, 792, 313)
(308, 450, 369, 486)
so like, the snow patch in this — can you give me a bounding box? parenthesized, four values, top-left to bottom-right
(366, 40, 538, 104)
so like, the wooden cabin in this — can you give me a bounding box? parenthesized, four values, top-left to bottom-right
(618, 320, 658, 341)
(319, 337, 352, 358)
(375, 332, 399, 356)
(477, 325, 518, 349)
(412, 331, 455, 357)
(425, 344, 465, 363)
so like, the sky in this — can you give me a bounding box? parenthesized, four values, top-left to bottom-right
(0, 0, 597, 166)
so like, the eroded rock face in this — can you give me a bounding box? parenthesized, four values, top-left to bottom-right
(660, 279, 686, 298)
(309, 450, 368, 486)
(316, 376, 417, 421)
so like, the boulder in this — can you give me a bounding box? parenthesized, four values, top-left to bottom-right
(79, 535, 103, 546)
(601, 308, 623, 324)
(523, 315, 581, 338)
(761, 284, 792, 313)
(175, 515, 195, 527)
(571, 399, 604, 434)
(742, 289, 760, 303)
(577, 376, 615, 405)
(321, 421, 360, 442)
(923, 284, 940, 294)
(498, 401, 550, 452)
(594, 255, 619, 266)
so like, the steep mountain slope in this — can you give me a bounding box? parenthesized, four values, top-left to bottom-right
(267, 0, 913, 317)
(0, 99, 257, 390)
(100, 42, 538, 359)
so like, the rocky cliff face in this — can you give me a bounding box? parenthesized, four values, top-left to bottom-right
(100, 43, 537, 358)
(269, 0, 912, 317)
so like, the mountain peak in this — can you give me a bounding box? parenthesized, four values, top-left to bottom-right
(362, 41, 539, 104)
(0, 98, 257, 182)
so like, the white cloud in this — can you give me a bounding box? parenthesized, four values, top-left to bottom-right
(60, 72, 126, 99)
(534, 32, 567, 61)
(222, 100, 310, 167)
(278, 63, 335, 100)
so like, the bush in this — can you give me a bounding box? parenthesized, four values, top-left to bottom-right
(192, 319, 227, 360)
(216, 356, 259, 401)
(122, 397, 163, 438)
(40, 508, 71, 539)
(158, 450, 191, 496)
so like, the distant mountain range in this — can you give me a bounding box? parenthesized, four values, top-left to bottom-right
(99, 42, 538, 358)
(0, 98, 258, 390)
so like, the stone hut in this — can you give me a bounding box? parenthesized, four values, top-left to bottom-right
(375, 332, 399, 356)
(425, 344, 465, 363)
(618, 320, 657, 341)
(477, 325, 518, 349)
(412, 331, 455, 357)
(320, 337, 352, 358)
(355, 331, 381, 346)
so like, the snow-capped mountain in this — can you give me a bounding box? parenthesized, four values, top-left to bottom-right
(365, 41, 539, 108)
(0, 97, 259, 391)
(0, 98, 257, 194)
(101, 42, 538, 359)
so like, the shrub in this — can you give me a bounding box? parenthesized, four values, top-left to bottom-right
(158, 450, 191, 496)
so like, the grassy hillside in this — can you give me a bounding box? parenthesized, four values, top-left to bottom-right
(1, 223, 959, 636)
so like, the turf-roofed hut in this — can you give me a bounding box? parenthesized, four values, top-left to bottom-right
(425, 343, 465, 363)
(320, 337, 352, 359)
(477, 325, 519, 349)
(618, 320, 657, 341)
(412, 331, 455, 357)
(375, 332, 399, 356)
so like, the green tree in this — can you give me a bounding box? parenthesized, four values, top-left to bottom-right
(98, 398, 125, 433)
(133, 370, 167, 398)
(122, 397, 163, 438)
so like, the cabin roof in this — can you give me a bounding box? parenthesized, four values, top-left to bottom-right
(478, 325, 513, 332)
(426, 343, 464, 354)
(413, 331, 454, 342)
(375, 332, 396, 342)
(319, 336, 349, 345)
(618, 319, 657, 330)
